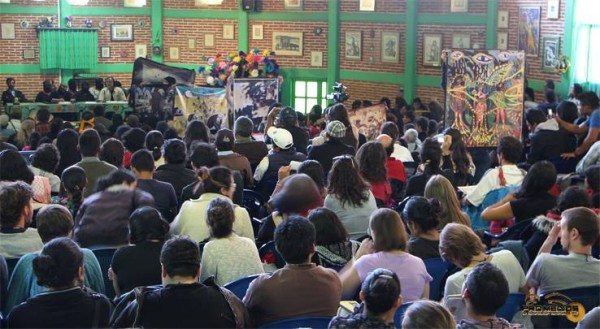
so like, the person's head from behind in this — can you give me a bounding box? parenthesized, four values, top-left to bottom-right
(273, 173, 322, 216)
(96, 169, 135, 192)
(37, 108, 51, 123)
(326, 104, 351, 127)
(145, 130, 164, 161)
(197, 166, 234, 198)
(275, 216, 315, 265)
(380, 121, 400, 140)
(307, 207, 348, 245)
(560, 207, 600, 251)
(190, 142, 219, 169)
(0, 181, 34, 228)
(497, 136, 523, 164)
(215, 128, 235, 152)
(0, 149, 34, 184)
(79, 129, 101, 157)
(278, 107, 298, 128)
(439, 223, 485, 268)
(585, 165, 600, 194)
(376, 134, 395, 158)
(129, 206, 169, 244)
(570, 83, 583, 98)
(122, 128, 146, 153)
(369, 208, 408, 252)
(99, 138, 124, 168)
(160, 236, 200, 282)
(416, 117, 428, 133)
(360, 268, 402, 318)
(462, 262, 509, 318)
(578, 91, 600, 116)
(544, 80, 555, 91)
(526, 108, 547, 132)
(163, 138, 187, 165)
(402, 197, 441, 235)
(401, 300, 456, 329)
(31, 143, 60, 174)
(36, 205, 73, 243)
(544, 90, 556, 104)
(131, 149, 155, 176)
(517, 160, 556, 198)
(557, 186, 592, 213)
(424, 175, 469, 228)
(61, 166, 86, 200)
(33, 237, 83, 289)
(298, 160, 325, 193)
(328, 155, 370, 207)
(556, 101, 578, 124)
(421, 137, 443, 171)
(356, 141, 387, 183)
(184, 120, 209, 146)
(234, 116, 254, 139)
(206, 197, 235, 239)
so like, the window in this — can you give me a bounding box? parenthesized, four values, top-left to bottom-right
(573, 0, 600, 92)
(293, 80, 328, 114)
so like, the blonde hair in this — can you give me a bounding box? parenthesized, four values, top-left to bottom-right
(439, 223, 485, 268)
(424, 175, 470, 229)
(402, 300, 456, 329)
(14, 118, 35, 149)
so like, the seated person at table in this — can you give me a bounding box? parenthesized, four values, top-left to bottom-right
(35, 80, 61, 103)
(98, 77, 126, 102)
(75, 82, 96, 102)
(2, 77, 28, 105)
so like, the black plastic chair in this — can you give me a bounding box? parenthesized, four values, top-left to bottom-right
(242, 189, 264, 220)
(394, 302, 414, 326)
(483, 218, 533, 248)
(260, 316, 332, 329)
(91, 247, 118, 300)
(6, 257, 20, 282)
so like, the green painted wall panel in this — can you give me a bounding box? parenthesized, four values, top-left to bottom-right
(151, 0, 163, 63)
(0, 64, 51, 74)
(326, 0, 340, 95)
(70, 6, 150, 16)
(404, 0, 417, 101)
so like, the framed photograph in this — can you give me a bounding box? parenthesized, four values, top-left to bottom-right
(252, 25, 263, 40)
(169, 47, 179, 60)
(1, 23, 15, 39)
(452, 33, 471, 49)
(381, 32, 399, 63)
(188, 38, 195, 49)
(359, 0, 375, 11)
(542, 36, 560, 72)
(547, 0, 559, 19)
(222, 24, 234, 40)
(284, 0, 302, 10)
(518, 7, 541, 56)
(450, 0, 468, 13)
(497, 32, 508, 50)
(23, 49, 35, 59)
(124, 0, 146, 7)
(111, 24, 133, 41)
(135, 44, 147, 58)
(272, 31, 303, 56)
(101, 47, 111, 58)
(498, 10, 509, 28)
(423, 34, 442, 66)
(311, 51, 323, 67)
(204, 33, 215, 47)
(345, 31, 362, 60)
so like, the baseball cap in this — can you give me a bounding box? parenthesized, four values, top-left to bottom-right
(267, 126, 294, 150)
(326, 120, 347, 138)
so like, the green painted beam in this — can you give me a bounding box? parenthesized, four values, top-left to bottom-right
(340, 70, 404, 84)
(163, 9, 238, 20)
(70, 6, 150, 16)
(281, 68, 327, 79)
(560, 0, 576, 98)
(417, 14, 487, 25)
(340, 12, 405, 24)
(404, 0, 417, 101)
(0, 5, 56, 15)
(238, 10, 249, 52)
(0, 64, 53, 74)
(94, 63, 134, 73)
(151, 0, 163, 63)
(486, 0, 498, 49)
(248, 11, 328, 22)
(416, 75, 441, 87)
(327, 0, 340, 96)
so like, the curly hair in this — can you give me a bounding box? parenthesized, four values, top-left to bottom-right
(327, 156, 370, 207)
(356, 141, 387, 183)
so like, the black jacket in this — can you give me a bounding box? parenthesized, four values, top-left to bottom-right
(154, 163, 198, 201)
(308, 138, 355, 177)
(2, 89, 27, 105)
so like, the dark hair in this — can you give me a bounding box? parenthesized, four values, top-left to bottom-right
(361, 268, 401, 315)
(497, 136, 523, 164)
(370, 208, 408, 252)
(308, 207, 348, 245)
(28, 132, 42, 150)
(33, 237, 83, 288)
(0, 181, 33, 227)
(61, 166, 86, 217)
(585, 165, 600, 193)
(298, 160, 325, 192)
(160, 236, 200, 278)
(79, 129, 101, 157)
(95, 169, 135, 192)
(351, 100, 362, 110)
(464, 262, 509, 316)
(131, 149, 155, 173)
(308, 105, 323, 125)
(356, 141, 387, 183)
(578, 91, 600, 108)
(184, 120, 209, 150)
(443, 128, 471, 177)
(129, 206, 169, 244)
(234, 116, 254, 138)
(380, 121, 400, 140)
(37, 108, 50, 123)
(562, 207, 600, 246)
(515, 161, 556, 198)
(48, 118, 64, 140)
(380, 97, 391, 108)
(67, 79, 77, 92)
(420, 138, 443, 174)
(525, 108, 547, 126)
(92, 105, 105, 118)
(163, 128, 179, 140)
(402, 197, 441, 232)
(545, 80, 555, 90)
(125, 114, 139, 128)
(557, 186, 591, 213)
(273, 174, 322, 215)
(36, 205, 73, 243)
(404, 111, 416, 122)
(81, 111, 94, 122)
(80, 81, 90, 92)
(416, 117, 428, 132)
(215, 128, 235, 151)
(572, 83, 583, 96)
(31, 143, 60, 173)
(56, 129, 81, 174)
(275, 216, 315, 264)
(94, 78, 104, 90)
(0, 149, 34, 184)
(114, 125, 131, 140)
(163, 138, 187, 164)
(402, 301, 456, 328)
(428, 119, 439, 136)
(328, 156, 370, 207)
(544, 90, 556, 104)
(145, 130, 164, 161)
(112, 115, 124, 132)
(198, 166, 232, 195)
(190, 142, 219, 168)
(99, 138, 124, 168)
(6, 77, 15, 85)
(206, 197, 235, 238)
(122, 128, 146, 153)
(556, 101, 578, 124)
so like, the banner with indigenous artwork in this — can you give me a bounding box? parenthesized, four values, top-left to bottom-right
(232, 78, 279, 132)
(174, 85, 228, 138)
(443, 49, 525, 147)
(348, 104, 387, 141)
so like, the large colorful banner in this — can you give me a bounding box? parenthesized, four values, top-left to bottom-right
(232, 78, 279, 132)
(348, 104, 387, 141)
(443, 49, 525, 147)
(174, 85, 228, 138)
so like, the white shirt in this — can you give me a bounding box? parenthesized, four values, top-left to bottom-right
(97, 87, 126, 102)
(466, 165, 525, 207)
(391, 143, 415, 163)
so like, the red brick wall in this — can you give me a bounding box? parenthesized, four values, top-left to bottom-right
(340, 0, 404, 13)
(260, 0, 327, 12)
(162, 0, 237, 10)
(84, 0, 152, 7)
(0, 74, 60, 101)
(417, 0, 487, 14)
(340, 22, 404, 73)
(340, 79, 402, 106)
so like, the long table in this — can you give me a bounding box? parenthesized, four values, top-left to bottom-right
(5, 102, 133, 120)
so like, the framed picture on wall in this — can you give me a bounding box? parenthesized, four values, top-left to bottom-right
(252, 25, 263, 40)
(124, 0, 146, 7)
(204, 33, 215, 47)
(272, 31, 303, 56)
(345, 31, 362, 60)
(452, 33, 470, 49)
(547, 0, 560, 19)
(223, 24, 234, 40)
(170, 47, 179, 60)
(497, 32, 508, 50)
(359, 0, 375, 11)
(450, 0, 468, 13)
(101, 47, 111, 58)
(23, 49, 35, 59)
(517, 7, 541, 56)
(1, 23, 15, 39)
(423, 34, 442, 66)
(498, 10, 509, 28)
(283, 0, 303, 10)
(111, 24, 133, 41)
(311, 51, 323, 67)
(135, 44, 147, 58)
(542, 36, 560, 72)
(381, 32, 399, 63)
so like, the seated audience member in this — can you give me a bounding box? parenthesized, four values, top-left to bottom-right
(403, 197, 441, 259)
(404, 128, 422, 153)
(74, 82, 96, 102)
(121, 127, 146, 169)
(4, 205, 105, 314)
(308, 207, 360, 269)
(405, 138, 454, 197)
(307, 104, 325, 138)
(265, 106, 309, 155)
(381, 122, 414, 165)
(200, 198, 264, 285)
(2, 77, 28, 105)
(73, 129, 118, 197)
(441, 128, 475, 186)
(30, 143, 61, 194)
(59, 166, 86, 217)
(340, 209, 432, 302)
(257, 174, 323, 246)
(525, 108, 565, 164)
(329, 268, 401, 329)
(110, 236, 250, 328)
(456, 262, 518, 328)
(215, 128, 253, 187)
(440, 224, 526, 298)
(586, 165, 600, 208)
(424, 175, 470, 229)
(576, 141, 600, 176)
(481, 161, 557, 232)
(376, 134, 406, 201)
(55, 128, 81, 176)
(401, 300, 456, 329)
(154, 139, 197, 203)
(1, 114, 15, 141)
(416, 117, 429, 142)
(99, 138, 125, 169)
(526, 207, 600, 294)
(556, 92, 600, 159)
(7, 117, 34, 150)
(130, 150, 177, 222)
(0, 182, 43, 259)
(356, 141, 392, 206)
(145, 130, 165, 168)
(313, 104, 359, 151)
(73, 170, 154, 248)
(183, 120, 209, 151)
(538, 90, 558, 113)
(465, 136, 525, 207)
(254, 127, 306, 199)
(7, 238, 112, 328)
(109, 207, 169, 298)
(92, 105, 113, 130)
(172, 166, 253, 243)
(98, 77, 126, 102)
(35, 108, 51, 137)
(244, 216, 341, 326)
(308, 120, 355, 177)
(233, 116, 268, 170)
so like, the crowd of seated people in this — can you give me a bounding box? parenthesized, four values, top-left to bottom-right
(0, 81, 599, 328)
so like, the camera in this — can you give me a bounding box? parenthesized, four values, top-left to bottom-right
(327, 82, 349, 103)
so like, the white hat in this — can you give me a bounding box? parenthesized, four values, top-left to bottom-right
(267, 127, 294, 150)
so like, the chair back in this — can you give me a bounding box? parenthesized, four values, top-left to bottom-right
(242, 189, 264, 219)
(483, 218, 533, 248)
(260, 316, 332, 329)
(91, 247, 118, 300)
(497, 293, 525, 322)
(424, 258, 452, 300)
(6, 257, 20, 282)
(541, 286, 600, 328)
(258, 241, 286, 269)
(394, 302, 414, 326)
(223, 274, 261, 300)
(19, 151, 35, 164)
